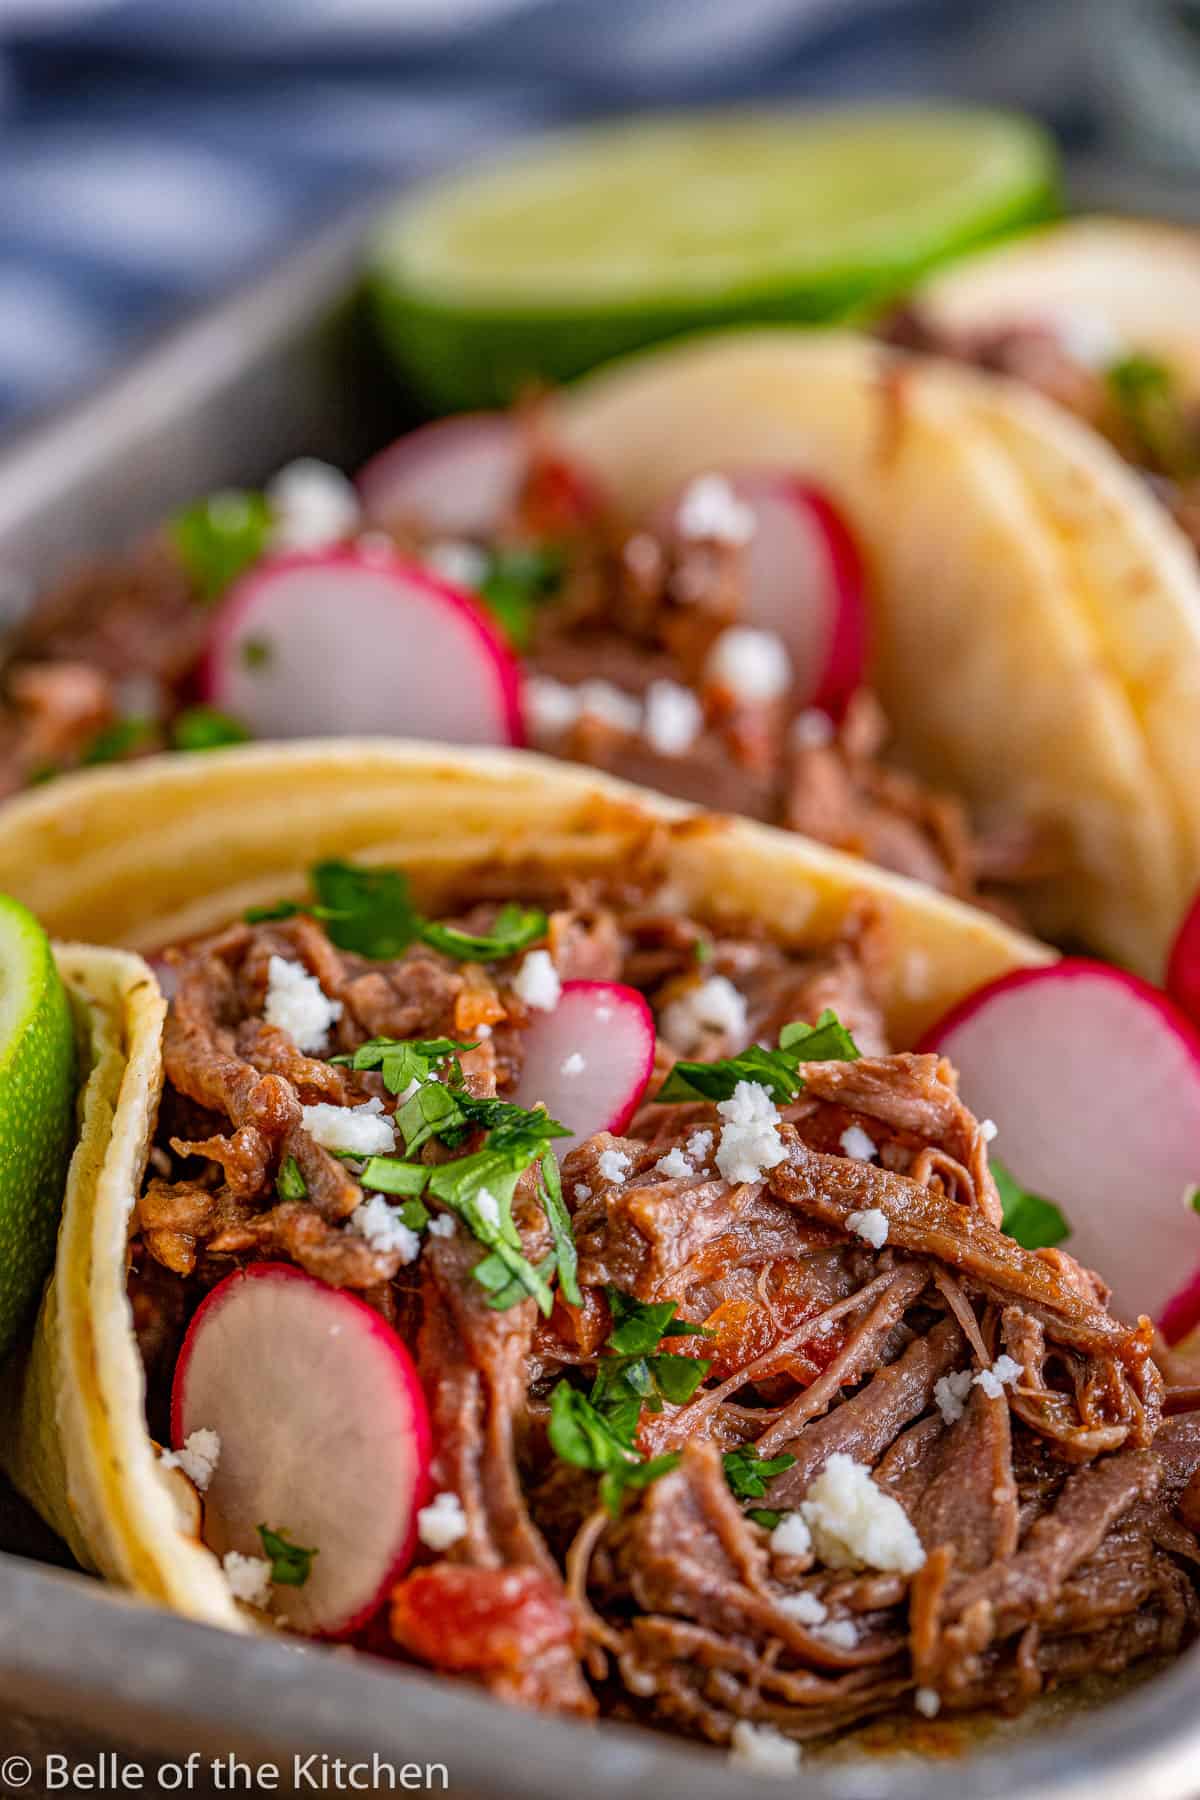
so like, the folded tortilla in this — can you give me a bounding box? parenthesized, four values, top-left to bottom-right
(0, 743, 1050, 1629)
(559, 327, 1200, 975)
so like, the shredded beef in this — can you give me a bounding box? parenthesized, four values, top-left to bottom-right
(130, 878, 1200, 1750)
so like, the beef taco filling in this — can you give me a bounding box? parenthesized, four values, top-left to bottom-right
(131, 857, 1200, 1751)
(0, 427, 1041, 917)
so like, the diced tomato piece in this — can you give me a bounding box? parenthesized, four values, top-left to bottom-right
(390, 1564, 576, 1673)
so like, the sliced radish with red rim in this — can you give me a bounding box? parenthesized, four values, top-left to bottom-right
(172, 1261, 431, 1638)
(357, 413, 523, 540)
(658, 472, 868, 719)
(202, 547, 524, 745)
(1167, 891, 1200, 1033)
(511, 979, 654, 1153)
(921, 960, 1200, 1334)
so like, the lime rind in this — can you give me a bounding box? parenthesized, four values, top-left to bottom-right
(0, 895, 76, 1362)
(370, 107, 1060, 411)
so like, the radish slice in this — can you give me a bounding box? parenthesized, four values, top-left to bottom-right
(357, 414, 522, 539)
(511, 979, 655, 1153)
(921, 960, 1200, 1332)
(202, 546, 523, 745)
(659, 473, 868, 719)
(172, 1262, 431, 1638)
(1167, 891, 1200, 1032)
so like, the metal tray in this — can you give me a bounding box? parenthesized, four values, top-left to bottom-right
(0, 196, 1199, 1800)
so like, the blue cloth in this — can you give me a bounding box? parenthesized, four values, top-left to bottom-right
(0, 0, 1093, 429)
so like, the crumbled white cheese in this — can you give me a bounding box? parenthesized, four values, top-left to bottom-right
(980, 1117, 999, 1143)
(623, 530, 661, 581)
(425, 539, 488, 591)
(776, 1589, 826, 1625)
(416, 1490, 468, 1551)
(813, 1618, 859, 1650)
(266, 458, 360, 552)
(839, 1125, 878, 1163)
(263, 954, 343, 1056)
(161, 1427, 220, 1493)
(845, 1207, 889, 1249)
(769, 1512, 813, 1559)
(560, 1051, 586, 1077)
(686, 1128, 714, 1167)
(574, 1183, 593, 1202)
(660, 974, 748, 1055)
(352, 1195, 421, 1263)
(704, 626, 792, 704)
(597, 1147, 632, 1185)
(1048, 305, 1125, 370)
(223, 1552, 273, 1608)
(973, 1354, 1022, 1400)
(655, 1145, 693, 1180)
(933, 1369, 974, 1427)
(576, 680, 642, 735)
(800, 1453, 926, 1575)
(524, 675, 581, 738)
(643, 679, 703, 756)
(513, 949, 561, 1012)
(301, 1101, 395, 1157)
(676, 473, 756, 546)
(728, 1721, 801, 1776)
(792, 707, 835, 750)
(474, 1187, 501, 1229)
(914, 1687, 941, 1719)
(426, 1212, 456, 1239)
(715, 1080, 787, 1185)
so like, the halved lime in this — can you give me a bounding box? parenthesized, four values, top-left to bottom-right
(0, 895, 76, 1361)
(371, 106, 1060, 411)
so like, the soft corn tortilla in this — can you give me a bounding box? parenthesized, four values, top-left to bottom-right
(0, 742, 1050, 1636)
(1, 943, 242, 1630)
(915, 216, 1200, 400)
(558, 327, 1200, 975)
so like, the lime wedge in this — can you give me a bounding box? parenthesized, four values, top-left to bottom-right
(0, 895, 76, 1361)
(371, 106, 1059, 411)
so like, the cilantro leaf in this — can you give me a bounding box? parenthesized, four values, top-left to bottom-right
(722, 1444, 797, 1502)
(476, 544, 563, 650)
(359, 1156, 431, 1199)
(539, 1151, 581, 1308)
(256, 1524, 317, 1587)
(747, 1507, 784, 1530)
(778, 1010, 861, 1063)
(418, 902, 547, 963)
(657, 1008, 860, 1105)
(311, 860, 421, 960)
(330, 1036, 475, 1095)
(992, 1158, 1070, 1250)
(81, 716, 159, 766)
(244, 899, 305, 924)
(548, 1380, 638, 1475)
(1187, 1184, 1200, 1215)
(172, 490, 272, 602)
(475, 1251, 556, 1311)
(169, 706, 252, 753)
(599, 1452, 681, 1517)
(1105, 353, 1197, 479)
(276, 1155, 308, 1202)
(606, 1288, 714, 1356)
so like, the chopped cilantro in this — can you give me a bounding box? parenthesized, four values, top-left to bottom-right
(81, 716, 159, 766)
(330, 1036, 475, 1094)
(538, 1150, 581, 1308)
(172, 489, 272, 602)
(600, 1453, 682, 1517)
(606, 1288, 714, 1357)
(170, 705, 251, 753)
(358, 1156, 431, 1199)
(1187, 1184, 1200, 1216)
(476, 544, 563, 650)
(722, 1444, 797, 1502)
(246, 861, 547, 966)
(276, 1155, 308, 1202)
(1105, 352, 1198, 478)
(256, 1524, 317, 1587)
(747, 1508, 784, 1531)
(657, 1008, 860, 1105)
(241, 637, 271, 671)
(992, 1158, 1070, 1250)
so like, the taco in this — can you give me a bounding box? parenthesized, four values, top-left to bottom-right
(3, 328, 1198, 978)
(3, 743, 1200, 1760)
